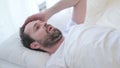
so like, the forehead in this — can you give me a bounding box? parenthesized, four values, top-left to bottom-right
(24, 21, 35, 35)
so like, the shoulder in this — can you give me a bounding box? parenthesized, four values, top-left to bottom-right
(46, 42, 66, 68)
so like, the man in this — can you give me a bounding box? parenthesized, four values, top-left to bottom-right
(20, 0, 86, 54)
(20, 0, 120, 68)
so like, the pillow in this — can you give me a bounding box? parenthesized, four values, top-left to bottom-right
(0, 31, 49, 68)
(85, 0, 109, 24)
(96, 0, 120, 29)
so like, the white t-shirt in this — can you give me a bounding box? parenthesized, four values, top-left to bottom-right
(46, 20, 120, 68)
(61, 20, 77, 37)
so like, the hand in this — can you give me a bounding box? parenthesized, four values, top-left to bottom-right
(25, 11, 48, 24)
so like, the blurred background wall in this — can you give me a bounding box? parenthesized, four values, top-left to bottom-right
(0, 0, 45, 44)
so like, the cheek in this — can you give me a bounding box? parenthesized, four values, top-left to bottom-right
(35, 29, 47, 40)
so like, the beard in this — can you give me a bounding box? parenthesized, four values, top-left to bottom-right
(39, 27, 63, 48)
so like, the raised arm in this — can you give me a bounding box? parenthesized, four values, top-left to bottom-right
(45, 0, 80, 20)
(72, 0, 86, 24)
(45, 0, 86, 24)
(25, 0, 86, 24)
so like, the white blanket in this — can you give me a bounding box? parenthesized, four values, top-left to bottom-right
(46, 24, 120, 68)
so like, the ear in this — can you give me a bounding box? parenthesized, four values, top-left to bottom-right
(30, 42, 41, 49)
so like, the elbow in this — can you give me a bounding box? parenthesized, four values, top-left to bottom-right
(72, 17, 85, 24)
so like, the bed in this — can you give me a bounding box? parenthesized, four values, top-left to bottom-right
(0, 0, 120, 68)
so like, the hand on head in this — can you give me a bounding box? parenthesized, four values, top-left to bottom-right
(24, 11, 48, 26)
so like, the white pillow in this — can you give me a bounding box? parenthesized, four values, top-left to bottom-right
(96, 0, 120, 29)
(0, 31, 49, 68)
(85, 0, 109, 24)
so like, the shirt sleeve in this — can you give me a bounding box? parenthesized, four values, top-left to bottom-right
(62, 19, 77, 37)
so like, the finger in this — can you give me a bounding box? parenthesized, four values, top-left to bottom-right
(22, 15, 36, 28)
(23, 14, 46, 28)
(25, 15, 37, 23)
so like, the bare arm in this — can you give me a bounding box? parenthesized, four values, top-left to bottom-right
(72, 0, 86, 24)
(45, 0, 86, 24)
(25, 0, 87, 24)
(45, 0, 78, 18)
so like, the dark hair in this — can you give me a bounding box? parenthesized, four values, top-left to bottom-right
(20, 27, 47, 52)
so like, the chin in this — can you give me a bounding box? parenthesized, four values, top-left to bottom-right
(43, 27, 63, 47)
(54, 33, 63, 42)
(52, 28, 63, 41)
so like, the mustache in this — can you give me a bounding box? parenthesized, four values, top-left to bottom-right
(46, 28, 60, 39)
(43, 28, 62, 48)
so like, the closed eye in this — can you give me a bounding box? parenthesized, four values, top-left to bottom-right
(33, 23, 40, 32)
(36, 26, 40, 30)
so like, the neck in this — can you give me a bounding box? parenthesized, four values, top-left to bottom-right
(48, 37, 64, 55)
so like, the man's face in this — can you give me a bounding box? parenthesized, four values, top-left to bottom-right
(24, 20, 63, 47)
